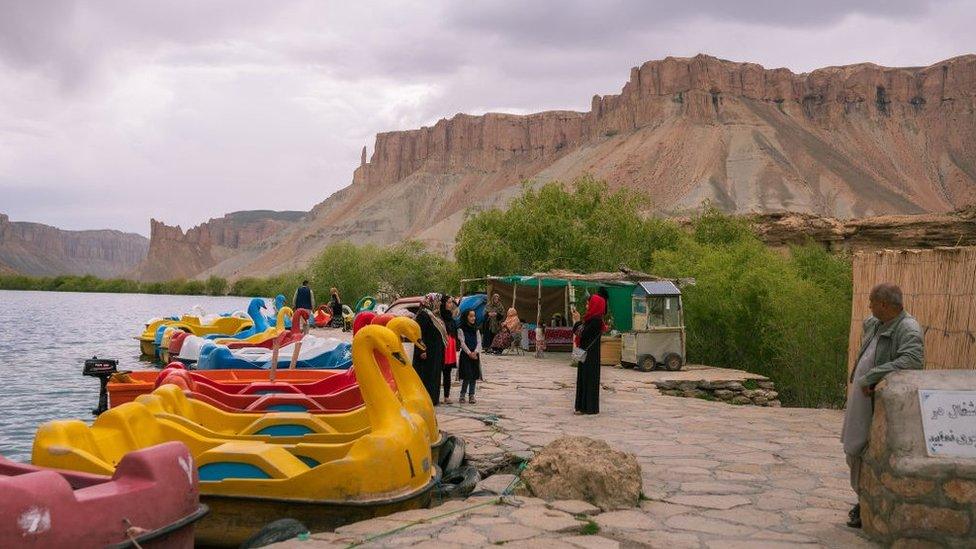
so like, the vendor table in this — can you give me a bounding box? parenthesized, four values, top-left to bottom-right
(521, 326, 575, 351)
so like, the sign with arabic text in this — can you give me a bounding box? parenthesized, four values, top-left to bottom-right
(918, 390, 976, 458)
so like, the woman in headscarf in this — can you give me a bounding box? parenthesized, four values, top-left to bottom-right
(483, 293, 505, 354)
(572, 290, 607, 415)
(490, 308, 521, 353)
(457, 309, 483, 404)
(412, 292, 447, 405)
(439, 294, 458, 404)
(328, 287, 344, 329)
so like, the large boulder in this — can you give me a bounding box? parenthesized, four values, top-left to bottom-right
(522, 436, 642, 510)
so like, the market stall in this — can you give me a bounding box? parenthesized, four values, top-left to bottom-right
(459, 269, 685, 352)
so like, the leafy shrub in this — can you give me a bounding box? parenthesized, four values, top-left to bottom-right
(205, 275, 229, 296)
(455, 176, 682, 277)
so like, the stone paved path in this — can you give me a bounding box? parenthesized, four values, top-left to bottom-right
(274, 350, 877, 548)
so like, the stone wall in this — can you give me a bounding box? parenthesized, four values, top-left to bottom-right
(860, 370, 976, 547)
(653, 379, 781, 407)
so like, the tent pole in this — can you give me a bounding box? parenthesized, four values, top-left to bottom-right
(512, 282, 518, 308)
(564, 284, 569, 325)
(536, 278, 542, 329)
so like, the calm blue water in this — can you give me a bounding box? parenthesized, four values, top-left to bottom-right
(0, 290, 260, 462)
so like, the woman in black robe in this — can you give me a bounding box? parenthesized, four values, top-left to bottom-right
(328, 287, 344, 329)
(573, 292, 606, 415)
(439, 295, 458, 403)
(412, 293, 447, 405)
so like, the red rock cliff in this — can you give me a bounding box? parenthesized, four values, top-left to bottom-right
(202, 54, 976, 278)
(134, 210, 304, 282)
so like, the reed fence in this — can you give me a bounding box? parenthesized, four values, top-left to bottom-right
(848, 247, 976, 375)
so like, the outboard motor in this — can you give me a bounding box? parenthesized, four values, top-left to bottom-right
(83, 356, 118, 415)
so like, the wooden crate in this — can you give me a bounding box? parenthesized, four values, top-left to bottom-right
(601, 335, 622, 366)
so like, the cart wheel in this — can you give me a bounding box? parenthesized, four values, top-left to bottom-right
(637, 355, 656, 372)
(663, 353, 683, 371)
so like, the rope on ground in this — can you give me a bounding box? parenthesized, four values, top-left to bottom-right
(343, 498, 497, 548)
(343, 459, 531, 548)
(441, 403, 501, 425)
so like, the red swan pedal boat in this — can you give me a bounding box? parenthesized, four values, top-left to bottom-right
(154, 364, 396, 413)
(1, 441, 207, 548)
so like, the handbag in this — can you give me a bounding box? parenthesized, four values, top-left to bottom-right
(572, 335, 597, 365)
(571, 346, 588, 363)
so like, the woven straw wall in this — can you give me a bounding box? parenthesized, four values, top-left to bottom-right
(848, 247, 976, 375)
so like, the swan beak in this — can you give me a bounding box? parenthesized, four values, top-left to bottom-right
(391, 351, 408, 365)
(413, 340, 427, 352)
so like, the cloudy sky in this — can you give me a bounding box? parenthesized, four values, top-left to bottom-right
(1, 1, 973, 234)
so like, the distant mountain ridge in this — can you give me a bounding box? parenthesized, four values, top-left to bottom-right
(132, 210, 306, 282)
(0, 213, 149, 278)
(0, 210, 306, 279)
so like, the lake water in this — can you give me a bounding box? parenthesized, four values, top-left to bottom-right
(0, 290, 263, 462)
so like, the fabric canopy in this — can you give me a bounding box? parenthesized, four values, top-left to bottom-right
(486, 275, 635, 332)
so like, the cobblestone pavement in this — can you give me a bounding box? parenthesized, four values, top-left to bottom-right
(274, 349, 877, 548)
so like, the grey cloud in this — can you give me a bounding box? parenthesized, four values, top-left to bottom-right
(0, 0, 293, 90)
(446, 0, 935, 47)
(0, 1, 972, 234)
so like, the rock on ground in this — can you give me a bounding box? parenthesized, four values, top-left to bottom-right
(522, 436, 642, 510)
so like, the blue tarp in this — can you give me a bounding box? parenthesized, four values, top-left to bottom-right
(457, 293, 487, 325)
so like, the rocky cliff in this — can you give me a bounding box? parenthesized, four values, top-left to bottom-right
(133, 210, 304, 282)
(751, 204, 976, 250)
(190, 54, 976, 278)
(0, 213, 149, 277)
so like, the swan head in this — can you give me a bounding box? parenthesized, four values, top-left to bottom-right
(355, 325, 409, 366)
(386, 316, 425, 352)
(247, 298, 267, 316)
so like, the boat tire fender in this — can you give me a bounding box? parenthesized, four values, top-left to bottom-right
(240, 518, 309, 548)
(443, 436, 465, 474)
(434, 464, 481, 499)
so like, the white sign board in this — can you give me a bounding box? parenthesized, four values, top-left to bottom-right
(918, 390, 976, 458)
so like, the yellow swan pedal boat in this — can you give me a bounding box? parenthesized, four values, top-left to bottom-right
(211, 307, 293, 347)
(135, 384, 370, 444)
(136, 314, 254, 357)
(33, 325, 436, 547)
(153, 316, 445, 457)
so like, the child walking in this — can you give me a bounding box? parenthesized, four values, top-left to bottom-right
(457, 309, 483, 404)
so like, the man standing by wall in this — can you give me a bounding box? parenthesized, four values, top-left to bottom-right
(842, 282, 924, 528)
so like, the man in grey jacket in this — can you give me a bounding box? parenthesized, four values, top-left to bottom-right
(842, 282, 924, 528)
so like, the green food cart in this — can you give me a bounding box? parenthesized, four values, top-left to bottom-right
(621, 281, 685, 371)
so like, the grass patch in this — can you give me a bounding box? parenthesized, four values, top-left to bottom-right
(580, 520, 600, 535)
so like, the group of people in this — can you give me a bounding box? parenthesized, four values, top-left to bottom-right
(411, 293, 485, 405)
(482, 293, 523, 355)
(406, 289, 609, 417)
(293, 280, 344, 329)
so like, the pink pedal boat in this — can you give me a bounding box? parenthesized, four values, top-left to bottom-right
(1, 441, 207, 548)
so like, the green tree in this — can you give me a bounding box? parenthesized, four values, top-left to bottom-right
(205, 275, 229, 296)
(455, 175, 682, 277)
